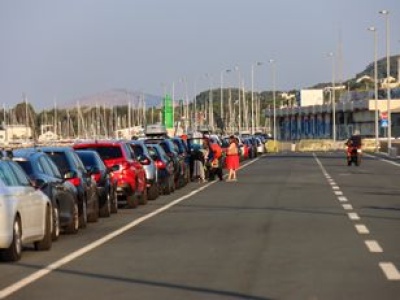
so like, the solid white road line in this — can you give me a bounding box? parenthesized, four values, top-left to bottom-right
(342, 204, 353, 210)
(0, 157, 260, 299)
(365, 240, 383, 253)
(379, 262, 400, 281)
(348, 212, 360, 220)
(355, 224, 370, 234)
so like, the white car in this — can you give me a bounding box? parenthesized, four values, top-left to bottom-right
(0, 159, 52, 262)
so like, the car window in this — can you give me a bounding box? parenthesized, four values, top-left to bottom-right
(16, 160, 33, 175)
(70, 152, 86, 171)
(38, 156, 55, 176)
(45, 156, 62, 178)
(82, 146, 123, 160)
(0, 162, 19, 186)
(131, 144, 144, 158)
(8, 162, 31, 186)
(46, 152, 70, 175)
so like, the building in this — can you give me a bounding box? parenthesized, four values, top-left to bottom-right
(0, 125, 33, 145)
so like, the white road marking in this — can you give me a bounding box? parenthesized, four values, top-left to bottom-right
(0, 157, 260, 300)
(380, 262, 400, 280)
(348, 212, 360, 220)
(342, 204, 353, 210)
(338, 196, 348, 202)
(364, 153, 400, 167)
(332, 186, 340, 190)
(334, 191, 343, 196)
(355, 224, 370, 234)
(365, 240, 383, 253)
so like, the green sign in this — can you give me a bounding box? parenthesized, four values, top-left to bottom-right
(163, 94, 174, 129)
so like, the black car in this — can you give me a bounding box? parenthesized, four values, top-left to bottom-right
(75, 150, 118, 217)
(39, 147, 99, 228)
(145, 143, 175, 195)
(144, 138, 184, 189)
(13, 148, 80, 237)
(171, 137, 191, 186)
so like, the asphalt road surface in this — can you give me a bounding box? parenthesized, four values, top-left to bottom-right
(1, 152, 400, 300)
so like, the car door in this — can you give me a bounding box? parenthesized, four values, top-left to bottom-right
(9, 161, 46, 237)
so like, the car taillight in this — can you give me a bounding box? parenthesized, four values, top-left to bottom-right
(155, 160, 166, 169)
(68, 177, 81, 187)
(140, 158, 151, 165)
(91, 172, 101, 183)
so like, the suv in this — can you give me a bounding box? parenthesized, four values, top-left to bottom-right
(13, 149, 80, 237)
(38, 147, 99, 228)
(73, 141, 147, 208)
(171, 137, 190, 186)
(128, 140, 159, 200)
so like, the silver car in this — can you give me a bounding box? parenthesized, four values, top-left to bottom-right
(128, 140, 159, 200)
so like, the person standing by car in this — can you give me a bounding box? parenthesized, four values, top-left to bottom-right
(191, 144, 206, 183)
(225, 135, 240, 182)
(206, 139, 223, 181)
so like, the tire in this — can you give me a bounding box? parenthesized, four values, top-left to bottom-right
(87, 194, 99, 223)
(34, 206, 52, 251)
(79, 200, 87, 229)
(2, 217, 22, 261)
(126, 193, 138, 209)
(139, 187, 148, 205)
(51, 203, 60, 241)
(148, 184, 159, 200)
(65, 201, 79, 234)
(99, 191, 111, 218)
(111, 190, 118, 214)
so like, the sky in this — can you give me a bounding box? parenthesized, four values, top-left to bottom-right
(0, 0, 399, 110)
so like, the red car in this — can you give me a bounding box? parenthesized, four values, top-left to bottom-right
(73, 141, 147, 208)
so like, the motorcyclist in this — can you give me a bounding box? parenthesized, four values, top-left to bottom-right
(345, 129, 362, 159)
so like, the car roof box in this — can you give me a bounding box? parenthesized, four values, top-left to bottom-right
(145, 124, 168, 137)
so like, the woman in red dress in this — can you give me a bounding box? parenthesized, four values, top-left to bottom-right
(225, 135, 240, 181)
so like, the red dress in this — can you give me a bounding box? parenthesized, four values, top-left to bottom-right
(225, 143, 240, 170)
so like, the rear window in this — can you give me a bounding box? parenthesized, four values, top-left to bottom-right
(15, 160, 33, 175)
(78, 146, 123, 160)
(77, 152, 97, 166)
(45, 152, 70, 175)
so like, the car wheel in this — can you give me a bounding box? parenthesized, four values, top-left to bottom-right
(139, 187, 148, 205)
(99, 191, 111, 218)
(34, 206, 52, 251)
(87, 193, 99, 223)
(51, 203, 60, 241)
(111, 190, 118, 214)
(1, 217, 22, 261)
(79, 200, 87, 229)
(126, 193, 138, 209)
(65, 201, 79, 234)
(148, 184, 159, 200)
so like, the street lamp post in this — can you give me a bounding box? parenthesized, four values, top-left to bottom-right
(234, 66, 241, 133)
(328, 52, 336, 142)
(269, 59, 277, 141)
(206, 73, 214, 129)
(368, 26, 379, 151)
(251, 62, 263, 135)
(220, 69, 231, 132)
(379, 9, 391, 152)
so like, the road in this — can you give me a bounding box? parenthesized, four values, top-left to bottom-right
(1, 152, 400, 300)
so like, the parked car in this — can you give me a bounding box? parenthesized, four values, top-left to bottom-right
(144, 138, 184, 189)
(73, 141, 147, 208)
(171, 137, 191, 186)
(75, 150, 117, 217)
(39, 147, 99, 228)
(145, 143, 175, 195)
(0, 159, 52, 262)
(13, 149, 80, 237)
(128, 140, 159, 200)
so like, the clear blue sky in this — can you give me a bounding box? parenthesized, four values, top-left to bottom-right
(0, 0, 399, 110)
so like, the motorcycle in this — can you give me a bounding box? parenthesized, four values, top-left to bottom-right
(347, 145, 362, 166)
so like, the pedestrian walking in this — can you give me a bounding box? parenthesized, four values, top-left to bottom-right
(225, 135, 240, 181)
(191, 144, 206, 182)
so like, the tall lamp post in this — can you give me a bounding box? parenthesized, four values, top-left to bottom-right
(220, 69, 231, 132)
(234, 66, 241, 133)
(328, 52, 336, 142)
(269, 59, 277, 141)
(206, 73, 214, 129)
(379, 9, 391, 151)
(368, 26, 379, 151)
(251, 62, 263, 134)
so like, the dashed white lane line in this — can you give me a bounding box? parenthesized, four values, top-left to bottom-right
(355, 224, 370, 234)
(380, 263, 400, 281)
(365, 240, 383, 253)
(0, 158, 260, 299)
(342, 204, 353, 210)
(338, 196, 348, 202)
(332, 186, 340, 190)
(334, 191, 343, 196)
(348, 212, 360, 221)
